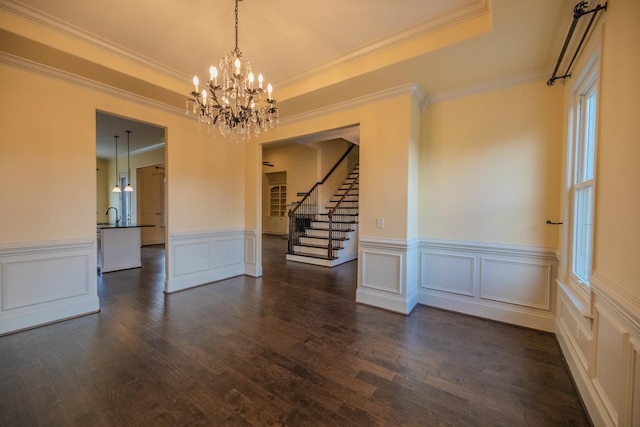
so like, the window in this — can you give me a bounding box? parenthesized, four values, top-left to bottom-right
(569, 68, 598, 287)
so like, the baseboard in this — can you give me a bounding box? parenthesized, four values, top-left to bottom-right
(356, 287, 418, 315)
(418, 289, 556, 331)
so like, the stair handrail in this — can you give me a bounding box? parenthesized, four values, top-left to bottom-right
(289, 144, 355, 216)
(327, 174, 359, 259)
(288, 144, 357, 255)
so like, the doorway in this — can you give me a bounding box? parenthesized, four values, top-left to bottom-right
(137, 164, 166, 246)
(96, 111, 167, 279)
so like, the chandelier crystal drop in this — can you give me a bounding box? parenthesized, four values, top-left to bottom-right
(187, 0, 278, 141)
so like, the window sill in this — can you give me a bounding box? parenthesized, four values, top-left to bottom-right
(557, 279, 593, 319)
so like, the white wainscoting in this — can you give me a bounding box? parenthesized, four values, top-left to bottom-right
(165, 229, 259, 293)
(418, 239, 557, 332)
(556, 273, 640, 427)
(0, 239, 99, 335)
(356, 237, 419, 314)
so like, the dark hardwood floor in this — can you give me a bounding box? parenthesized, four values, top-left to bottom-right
(0, 235, 590, 426)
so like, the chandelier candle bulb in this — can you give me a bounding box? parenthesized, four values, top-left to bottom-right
(186, 0, 278, 140)
(210, 66, 218, 85)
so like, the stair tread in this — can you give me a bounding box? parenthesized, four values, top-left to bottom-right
(304, 234, 349, 240)
(287, 252, 339, 261)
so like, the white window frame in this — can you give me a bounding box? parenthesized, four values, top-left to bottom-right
(567, 62, 598, 294)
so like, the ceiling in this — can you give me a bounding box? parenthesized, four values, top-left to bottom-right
(2, 0, 579, 155)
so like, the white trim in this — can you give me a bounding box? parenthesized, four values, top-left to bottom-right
(357, 237, 419, 315)
(0, 238, 99, 335)
(280, 83, 427, 126)
(0, 52, 184, 117)
(418, 238, 558, 332)
(0, 1, 188, 81)
(274, 0, 489, 89)
(591, 272, 640, 333)
(420, 238, 558, 259)
(165, 229, 258, 293)
(428, 70, 549, 104)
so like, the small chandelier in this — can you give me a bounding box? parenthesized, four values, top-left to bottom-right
(187, 0, 278, 140)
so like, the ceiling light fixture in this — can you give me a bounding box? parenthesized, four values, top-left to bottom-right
(112, 135, 121, 193)
(124, 130, 134, 192)
(187, 0, 278, 141)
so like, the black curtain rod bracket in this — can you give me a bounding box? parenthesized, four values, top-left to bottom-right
(547, 1, 607, 86)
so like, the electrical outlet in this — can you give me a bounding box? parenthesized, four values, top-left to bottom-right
(376, 217, 384, 228)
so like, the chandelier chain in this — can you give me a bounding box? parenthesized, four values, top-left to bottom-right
(234, 0, 239, 54)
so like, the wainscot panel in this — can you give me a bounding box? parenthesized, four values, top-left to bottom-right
(166, 230, 251, 293)
(556, 272, 640, 427)
(0, 239, 99, 335)
(418, 239, 557, 332)
(356, 237, 418, 315)
(243, 232, 261, 277)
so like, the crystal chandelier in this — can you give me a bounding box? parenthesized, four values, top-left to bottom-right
(187, 0, 278, 140)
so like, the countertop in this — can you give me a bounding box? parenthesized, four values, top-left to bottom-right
(97, 223, 155, 229)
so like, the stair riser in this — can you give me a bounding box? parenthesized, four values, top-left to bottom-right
(299, 237, 344, 248)
(306, 229, 351, 238)
(293, 246, 338, 257)
(327, 201, 358, 207)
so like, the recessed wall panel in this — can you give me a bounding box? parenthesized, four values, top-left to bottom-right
(173, 242, 210, 276)
(480, 258, 550, 309)
(3, 255, 89, 310)
(213, 238, 243, 268)
(362, 251, 402, 294)
(421, 252, 474, 296)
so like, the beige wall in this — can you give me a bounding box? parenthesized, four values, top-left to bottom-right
(0, 63, 247, 245)
(256, 92, 415, 240)
(418, 80, 564, 247)
(262, 142, 318, 210)
(103, 146, 165, 224)
(593, 0, 640, 297)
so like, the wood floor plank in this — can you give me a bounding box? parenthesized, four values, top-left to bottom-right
(0, 237, 591, 426)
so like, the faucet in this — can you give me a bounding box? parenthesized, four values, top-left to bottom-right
(105, 207, 120, 225)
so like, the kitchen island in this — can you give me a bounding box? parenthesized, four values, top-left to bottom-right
(97, 223, 155, 273)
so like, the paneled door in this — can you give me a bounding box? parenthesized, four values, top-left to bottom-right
(137, 164, 165, 245)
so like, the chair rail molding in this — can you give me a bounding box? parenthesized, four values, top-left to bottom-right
(418, 238, 558, 332)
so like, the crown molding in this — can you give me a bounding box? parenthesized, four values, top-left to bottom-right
(275, 0, 490, 89)
(428, 69, 550, 104)
(0, 51, 185, 117)
(0, 0, 188, 81)
(280, 83, 426, 127)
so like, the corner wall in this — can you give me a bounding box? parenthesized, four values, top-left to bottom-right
(417, 79, 564, 331)
(555, 1, 640, 425)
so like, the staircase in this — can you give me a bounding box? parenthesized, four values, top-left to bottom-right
(287, 164, 359, 267)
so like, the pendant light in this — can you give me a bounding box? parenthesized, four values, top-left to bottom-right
(112, 135, 121, 193)
(124, 130, 134, 192)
